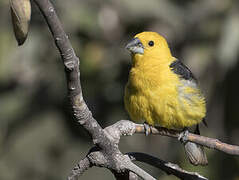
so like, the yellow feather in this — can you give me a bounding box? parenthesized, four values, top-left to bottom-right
(124, 32, 206, 130)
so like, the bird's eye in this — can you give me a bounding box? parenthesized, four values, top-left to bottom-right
(148, 41, 154, 47)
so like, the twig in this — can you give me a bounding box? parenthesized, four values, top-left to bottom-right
(183, 133, 239, 155)
(105, 120, 239, 155)
(32, 0, 107, 147)
(134, 123, 239, 155)
(124, 160, 156, 180)
(127, 152, 208, 180)
(68, 158, 91, 180)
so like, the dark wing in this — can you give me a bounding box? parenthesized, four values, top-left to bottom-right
(169, 59, 197, 82)
(170, 59, 208, 127)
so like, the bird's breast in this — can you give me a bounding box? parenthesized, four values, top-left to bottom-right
(125, 66, 166, 125)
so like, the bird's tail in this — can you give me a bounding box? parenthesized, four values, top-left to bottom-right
(183, 125, 208, 166)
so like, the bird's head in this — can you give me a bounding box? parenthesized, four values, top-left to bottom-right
(125, 32, 172, 64)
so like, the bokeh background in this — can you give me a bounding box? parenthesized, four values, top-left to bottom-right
(0, 0, 239, 179)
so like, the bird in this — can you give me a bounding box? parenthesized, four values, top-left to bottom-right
(124, 31, 208, 166)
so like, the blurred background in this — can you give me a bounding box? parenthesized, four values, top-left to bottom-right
(0, 0, 239, 179)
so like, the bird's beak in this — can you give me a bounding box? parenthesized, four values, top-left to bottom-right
(125, 37, 144, 54)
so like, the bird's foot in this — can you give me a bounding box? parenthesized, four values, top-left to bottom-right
(178, 129, 189, 144)
(143, 123, 152, 136)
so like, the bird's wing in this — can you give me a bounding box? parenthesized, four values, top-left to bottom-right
(169, 58, 207, 127)
(169, 58, 197, 82)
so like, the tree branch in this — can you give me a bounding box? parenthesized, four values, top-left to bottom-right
(68, 158, 91, 180)
(124, 160, 156, 180)
(32, 0, 108, 148)
(134, 123, 239, 155)
(85, 147, 156, 180)
(127, 152, 208, 180)
(104, 120, 239, 155)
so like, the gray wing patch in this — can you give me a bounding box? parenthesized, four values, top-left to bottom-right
(170, 60, 207, 126)
(169, 59, 197, 82)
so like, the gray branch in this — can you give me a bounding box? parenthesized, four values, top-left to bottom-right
(133, 123, 239, 155)
(127, 152, 208, 180)
(68, 158, 91, 180)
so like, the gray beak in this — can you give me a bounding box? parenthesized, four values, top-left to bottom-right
(125, 37, 144, 54)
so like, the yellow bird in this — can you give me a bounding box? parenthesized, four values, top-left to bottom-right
(124, 31, 208, 166)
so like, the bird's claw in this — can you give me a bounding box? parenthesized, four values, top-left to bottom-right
(143, 123, 151, 136)
(178, 129, 189, 144)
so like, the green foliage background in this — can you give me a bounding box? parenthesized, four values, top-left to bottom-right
(0, 0, 239, 179)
